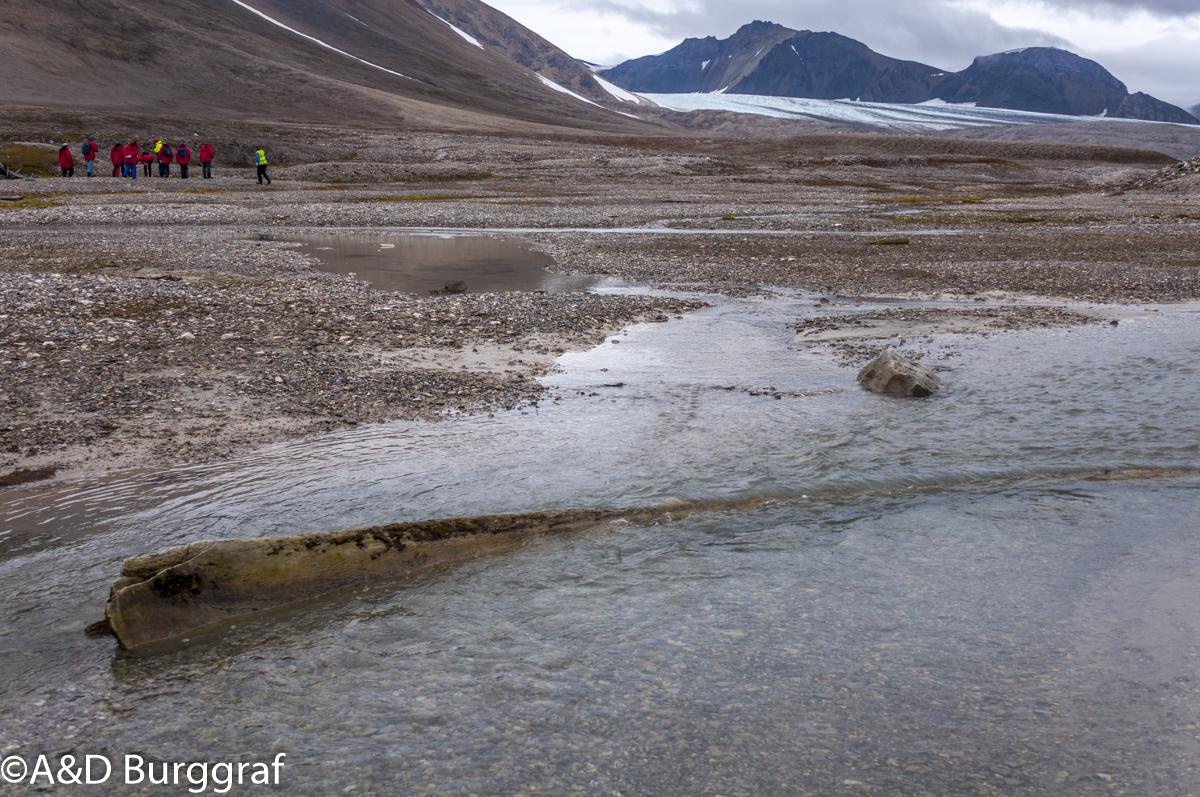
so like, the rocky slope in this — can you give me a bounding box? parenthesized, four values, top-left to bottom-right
(0, 0, 650, 132)
(605, 23, 1198, 124)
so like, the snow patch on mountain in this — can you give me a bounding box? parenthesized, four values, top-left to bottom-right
(593, 75, 644, 104)
(426, 10, 484, 49)
(537, 74, 603, 108)
(919, 98, 976, 107)
(226, 0, 406, 78)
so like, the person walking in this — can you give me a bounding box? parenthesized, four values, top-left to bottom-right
(140, 145, 154, 177)
(123, 141, 140, 179)
(176, 142, 191, 179)
(81, 136, 98, 177)
(157, 141, 173, 178)
(58, 144, 74, 177)
(110, 141, 124, 177)
(199, 142, 214, 178)
(255, 146, 271, 185)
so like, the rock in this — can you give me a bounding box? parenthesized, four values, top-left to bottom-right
(444, 280, 467, 294)
(856, 348, 943, 397)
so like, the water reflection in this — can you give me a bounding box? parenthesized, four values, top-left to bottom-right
(243, 231, 598, 295)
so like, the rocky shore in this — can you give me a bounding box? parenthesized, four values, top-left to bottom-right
(791, 304, 1105, 365)
(0, 229, 703, 479)
(2, 126, 1197, 483)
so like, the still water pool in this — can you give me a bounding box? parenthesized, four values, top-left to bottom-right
(241, 231, 597, 295)
(1, 296, 1198, 795)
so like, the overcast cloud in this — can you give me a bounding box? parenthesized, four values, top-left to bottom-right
(485, 0, 1200, 107)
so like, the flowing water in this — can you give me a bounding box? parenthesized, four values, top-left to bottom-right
(2, 293, 1199, 795)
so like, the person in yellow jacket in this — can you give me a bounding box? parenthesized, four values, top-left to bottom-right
(255, 147, 271, 185)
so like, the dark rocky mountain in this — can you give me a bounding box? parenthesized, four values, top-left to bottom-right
(1190, 104, 1200, 119)
(606, 22, 1199, 124)
(931, 48, 1195, 123)
(0, 0, 649, 131)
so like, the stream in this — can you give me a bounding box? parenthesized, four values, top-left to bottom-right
(1, 285, 1198, 794)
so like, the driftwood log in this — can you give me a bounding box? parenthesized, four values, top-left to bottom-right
(94, 468, 1197, 653)
(100, 502, 732, 652)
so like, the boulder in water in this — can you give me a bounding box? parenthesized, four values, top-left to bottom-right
(444, 280, 467, 294)
(857, 348, 943, 397)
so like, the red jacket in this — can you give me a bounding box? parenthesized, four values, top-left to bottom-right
(123, 144, 139, 164)
(140, 151, 154, 164)
(110, 145, 123, 166)
(176, 145, 191, 165)
(199, 143, 214, 163)
(58, 148, 74, 169)
(158, 145, 173, 163)
(82, 140, 97, 161)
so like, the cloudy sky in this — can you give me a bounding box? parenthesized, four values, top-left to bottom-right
(485, 0, 1200, 107)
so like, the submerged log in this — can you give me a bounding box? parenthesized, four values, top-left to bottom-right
(96, 470, 1199, 653)
(102, 504, 711, 652)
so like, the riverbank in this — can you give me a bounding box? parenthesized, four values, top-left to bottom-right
(0, 229, 704, 480)
(2, 128, 1197, 484)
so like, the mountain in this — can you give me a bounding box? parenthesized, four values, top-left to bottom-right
(931, 48, 1195, 123)
(416, 0, 610, 103)
(0, 0, 648, 131)
(604, 21, 942, 103)
(1191, 104, 1200, 118)
(606, 23, 1199, 124)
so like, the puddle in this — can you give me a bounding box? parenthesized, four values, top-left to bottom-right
(245, 231, 598, 295)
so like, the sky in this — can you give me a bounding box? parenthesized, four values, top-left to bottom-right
(484, 0, 1200, 108)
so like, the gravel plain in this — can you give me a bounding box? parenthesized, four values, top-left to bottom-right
(1, 127, 1197, 481)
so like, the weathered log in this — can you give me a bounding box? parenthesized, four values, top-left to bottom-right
(100, 467, 1199, 653)
(103, 503, 714, 652)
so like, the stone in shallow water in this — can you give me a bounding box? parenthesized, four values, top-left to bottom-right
(856, 348, 943, 397)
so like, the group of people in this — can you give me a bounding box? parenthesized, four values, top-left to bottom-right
(56, 139, 272, 183)
(56, 137, 216, 179)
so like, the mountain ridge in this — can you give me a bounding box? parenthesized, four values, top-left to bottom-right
(604, 23, 1198, 124)
(0, 0, 654, 132)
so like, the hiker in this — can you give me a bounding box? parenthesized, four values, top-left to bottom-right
(157, 141, 173, 178)
(123, 141, 140, 179)
(176, 142, 191, 178)
(199, 142, 214, 178)
(255, 146, 271, 185)
(58, 145, 74, 177)
(81, 136, 98, 177)
(140, 145, 155, 177)
(110, 141, 124, 177)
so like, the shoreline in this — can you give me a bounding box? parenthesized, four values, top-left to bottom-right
(3, 129, 1197, 487)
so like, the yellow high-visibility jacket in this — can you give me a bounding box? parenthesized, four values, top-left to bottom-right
(255, 150, 267, 166)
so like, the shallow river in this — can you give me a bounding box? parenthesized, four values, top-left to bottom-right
(1, 293, 1198, 795)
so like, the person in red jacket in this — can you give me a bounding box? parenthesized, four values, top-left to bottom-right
(81, 136, 98, 177)
(110, 141, 124, 177)
(122, 141, 140, 179)
(157, 141, 173, 178)
(199, 142, 214, 178)
(58, 145, 74, 177)
(175, 142, 192, 179)
(140, 146, 155, 177)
